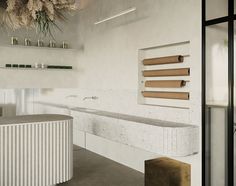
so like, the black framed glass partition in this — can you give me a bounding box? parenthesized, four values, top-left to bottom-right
(202, 0, 234, 185)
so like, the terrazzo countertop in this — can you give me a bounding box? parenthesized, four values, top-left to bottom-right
(35, 102, 196, 128)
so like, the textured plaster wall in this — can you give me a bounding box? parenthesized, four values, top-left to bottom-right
(0, 0, 202, 185)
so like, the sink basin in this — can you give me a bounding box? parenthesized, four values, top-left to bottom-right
(70, 107, 99, 114)
(84, 108, 97, 112)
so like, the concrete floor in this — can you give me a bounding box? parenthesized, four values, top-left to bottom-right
(59, 146, 144, 186)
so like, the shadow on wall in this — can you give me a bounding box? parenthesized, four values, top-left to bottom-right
(0, 104, 16, 117)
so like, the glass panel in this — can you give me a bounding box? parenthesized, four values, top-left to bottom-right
(235, 0, 236, 14)
(206, 22, 228, 186)
(206, 23, 228, 105)
(206, 0, 228, 20)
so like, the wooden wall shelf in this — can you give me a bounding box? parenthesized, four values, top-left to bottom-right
(142, 91, 189, 100)
(143, 55, 184, 66)
(145, 80, 186, 88)
(138, 41, 191, 108)
(143, 68, 190, 77)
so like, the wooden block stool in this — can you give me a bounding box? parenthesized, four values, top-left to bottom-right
(145, 157, 191, 186)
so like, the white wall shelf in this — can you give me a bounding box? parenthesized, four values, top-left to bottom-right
(0, 67, 73, 71)
(0, 45, 76, 51)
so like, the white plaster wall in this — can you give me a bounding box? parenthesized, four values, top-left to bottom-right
(33, 0, 201, 185)
(0, 1, 202, 122)
(30, 0, 202, 125)
(0, 0, 202, 185)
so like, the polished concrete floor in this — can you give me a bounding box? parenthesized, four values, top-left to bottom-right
(59, 146, 144, 186)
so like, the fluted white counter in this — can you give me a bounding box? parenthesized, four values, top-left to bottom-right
(0, 114, 73, 186)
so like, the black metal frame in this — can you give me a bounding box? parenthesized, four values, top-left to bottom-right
(202, 0, 206, 185)
(202, 0, 234, 185)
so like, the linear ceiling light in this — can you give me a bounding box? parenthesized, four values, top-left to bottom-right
(94, 7, 136, 25)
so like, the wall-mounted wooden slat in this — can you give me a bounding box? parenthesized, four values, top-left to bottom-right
(145, 80, 186, 88)
(143, 68, 190, 77)
(142, 91, 189, 100)
(143, 55, 184, 66)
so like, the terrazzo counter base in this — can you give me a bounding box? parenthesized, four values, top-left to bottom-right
(35, 102, 199, 157)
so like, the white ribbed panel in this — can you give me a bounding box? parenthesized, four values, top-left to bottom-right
(0, 119, 73, 186)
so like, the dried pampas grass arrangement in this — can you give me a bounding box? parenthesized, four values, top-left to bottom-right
(0, 0, 77, 37)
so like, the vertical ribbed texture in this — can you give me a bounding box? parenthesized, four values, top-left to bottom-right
(0, 119, 73, 186)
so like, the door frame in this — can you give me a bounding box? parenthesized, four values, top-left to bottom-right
(202, 0, 234, 185)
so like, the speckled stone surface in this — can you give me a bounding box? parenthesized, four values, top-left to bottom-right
(58, 146, 144, 186)
(35, 102, 199, 156)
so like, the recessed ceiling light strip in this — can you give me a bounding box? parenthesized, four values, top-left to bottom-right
(94, 7, 137, 25)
